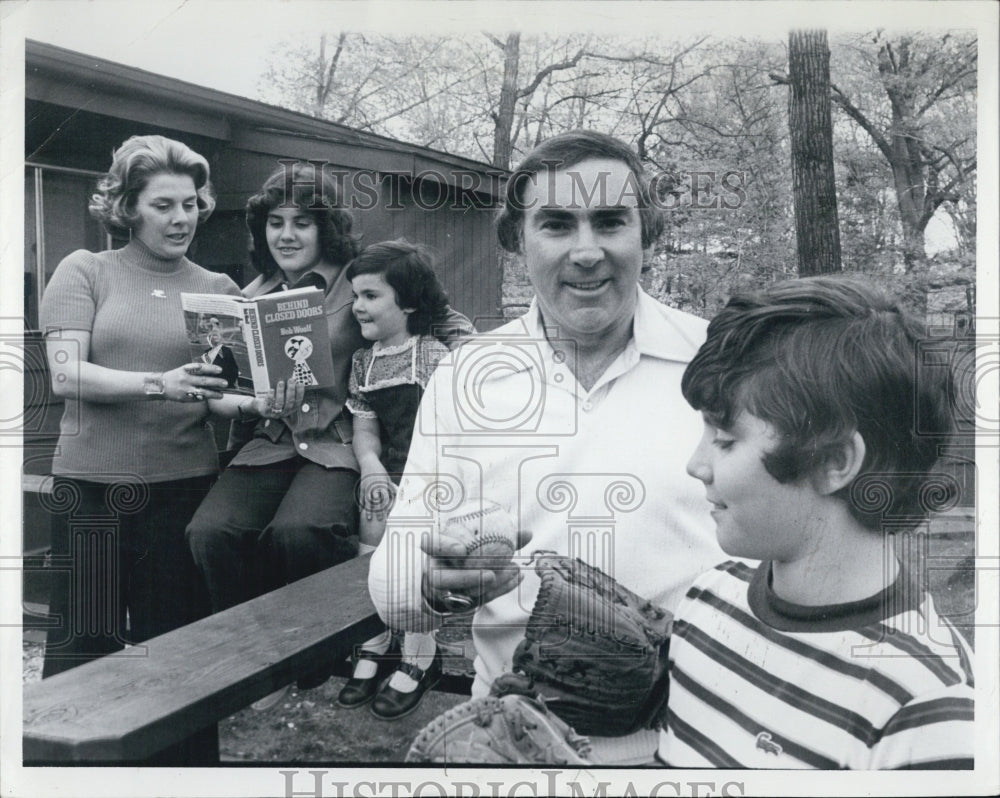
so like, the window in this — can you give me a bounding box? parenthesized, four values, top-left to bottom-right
(25, 164, 110, 330)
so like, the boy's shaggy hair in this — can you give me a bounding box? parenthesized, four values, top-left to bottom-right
(345, 239, 450, 336)
(682, 274, 955, 528)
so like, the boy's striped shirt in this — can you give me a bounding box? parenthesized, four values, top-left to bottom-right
(658, 560, 974, 769)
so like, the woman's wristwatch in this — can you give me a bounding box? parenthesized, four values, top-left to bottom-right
(143, 372, 166, 398)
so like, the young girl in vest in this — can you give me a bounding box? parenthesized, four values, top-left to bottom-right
(339, 239, 466, 718)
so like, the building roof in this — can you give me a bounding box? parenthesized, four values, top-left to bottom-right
(25, 39, 505, 195)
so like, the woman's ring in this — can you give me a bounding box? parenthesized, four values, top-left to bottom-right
(186, 391, 203, 401)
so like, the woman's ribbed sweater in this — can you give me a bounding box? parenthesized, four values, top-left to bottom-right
(39, 240, 241, 482)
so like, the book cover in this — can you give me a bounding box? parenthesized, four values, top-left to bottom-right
(249, 288, 335, 394)
(181, 288, 334, 397)
(181, 294, 255, 396)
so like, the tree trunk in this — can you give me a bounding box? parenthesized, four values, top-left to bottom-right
(313, 33, 348, 118)
(788, 29, 842, 276)
(493, 34, 521, 170)
(877, 38, 929, 270)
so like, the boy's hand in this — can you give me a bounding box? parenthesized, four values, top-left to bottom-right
(490, 553, 672, 737)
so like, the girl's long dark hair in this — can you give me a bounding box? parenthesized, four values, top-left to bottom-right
(245, 163, 361, 278)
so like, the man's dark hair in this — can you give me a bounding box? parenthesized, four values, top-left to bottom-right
(496, 130, 664, 253)
(681, 274, 955, 529)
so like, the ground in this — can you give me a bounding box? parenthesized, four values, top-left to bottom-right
(218, 677, 465, 763)
(22, 527, 975, 763)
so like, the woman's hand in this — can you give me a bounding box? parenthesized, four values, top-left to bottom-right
(45, 332, 232, 405)
(161, 362, 229, 402)
(251, 380, 305, 419)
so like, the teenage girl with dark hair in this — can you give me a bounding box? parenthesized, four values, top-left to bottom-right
(185, 165, 473, 707)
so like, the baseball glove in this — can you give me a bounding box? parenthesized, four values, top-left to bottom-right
(491, 552, 672, 737)
(406, 693, 592, 764)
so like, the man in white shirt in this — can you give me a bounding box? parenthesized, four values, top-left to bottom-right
(368, 130, 721, 764)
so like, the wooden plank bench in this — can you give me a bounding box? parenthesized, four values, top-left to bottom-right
(24, 555, 389, 763)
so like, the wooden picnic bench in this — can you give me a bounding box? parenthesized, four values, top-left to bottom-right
(23, 554, 468, 764)
(21, 347, 474, 764)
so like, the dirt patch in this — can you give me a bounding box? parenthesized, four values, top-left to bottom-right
(218, 678, 465, 763)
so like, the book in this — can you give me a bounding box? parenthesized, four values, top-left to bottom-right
(180, 287, 334, 397)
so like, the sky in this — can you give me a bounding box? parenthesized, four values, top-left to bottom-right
(7, 0, 994, 102)
(8, 0, 319, 99)
(5, 0, 989, 252)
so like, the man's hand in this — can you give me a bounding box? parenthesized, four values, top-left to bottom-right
(420, 520, 532, 612)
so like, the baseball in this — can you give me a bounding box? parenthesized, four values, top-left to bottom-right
(439, 499, 519, 567)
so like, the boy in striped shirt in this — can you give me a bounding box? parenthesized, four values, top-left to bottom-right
(658, 275, 974, 769)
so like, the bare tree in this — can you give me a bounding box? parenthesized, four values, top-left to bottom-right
(489, 34, 520, 169)
(253, 30, 975, 314)
(485, 33, 586, 169)
(259, 33, 489, 144)
(829, 32, 977, 269)
(586, 37, 711, 166)
(311, 33, 349, 117)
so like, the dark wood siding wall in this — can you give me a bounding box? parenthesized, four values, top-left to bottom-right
(213, 148, 502, 331)
(25, 105, 504, 330)
(356, 177, 500, 331)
